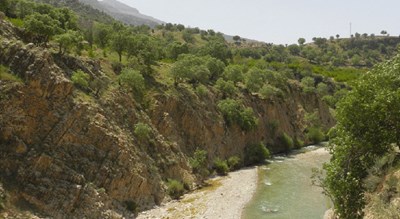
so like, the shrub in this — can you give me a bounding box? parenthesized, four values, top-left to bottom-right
(71, 70, 90, 89)
(307, 127, 324, 144)
(246, 67, 266, 92)
(238, 108, 258, 131)
(189, 149, 209, 177)
(316, 82, 329, 96)
(166, 179, 185, 199)
(134, 122, 152, 140)
(213, 158, 229, 176)
(195, 84, 208, 97)
(244, 142, 270, 165)
(215, 78, 237, 96)
(301, 76, 315, 93)
(170, 54, 211, 85)
(0, 65, 22, 82)
(227, 156, 242, 170)
(279, 132, 294, 151)
(259, 84, 283, 99)
(223, 64, 244, 84)
(118, 68, 145, 95)
(293, 137, 304, 149)
(217, 99, 258, 131)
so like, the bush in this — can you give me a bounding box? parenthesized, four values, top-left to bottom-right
(195, 84, 208, 97)
(244, 142, 270, 165)
(223, 64, 244, 84)
(166, 179, 185, 199)
(134, 122, 152, 140)
(279, 132, 294, 151)
(213, 158, 229, 176)
(118, 68, 145, 95)
(307, 127, 324, 144)
(301, 76, 315, 93)
(227, 156, 242, 170)
(0, 65, 22, 82)
(215, 78, 237, 96)
(259, 84, 283, 99)
(189, 149, 209, 177)
(71, 70, 90, 89)
(217, 99, 258, 131)
(293, 137, 304, 149)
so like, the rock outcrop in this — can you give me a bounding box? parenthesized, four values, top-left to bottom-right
(0, 19, 334, 218)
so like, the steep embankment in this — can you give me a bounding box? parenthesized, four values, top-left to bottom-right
(0, 19, 334, 218)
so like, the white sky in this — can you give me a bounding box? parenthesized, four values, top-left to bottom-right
(118, 0, 400, 44)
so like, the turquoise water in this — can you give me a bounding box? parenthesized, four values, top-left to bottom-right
(242, 146, 331, 219)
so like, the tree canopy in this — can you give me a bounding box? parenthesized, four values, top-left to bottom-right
(323, 54, 400, 219)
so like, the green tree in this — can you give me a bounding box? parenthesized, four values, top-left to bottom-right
(71, 70, 90, 89)
(217, 99, 258, 131)
(215, 79, 237, 97)
(246, 67, 266, 92)
(51, 7, 77, 31)
(118, 68, 145, 96)
(111, 31, 129, 62)
(204, 56, 225, 81)
(0, 0, 9, 13)
(94, 23, 111, 49)
(298, 38, 306, 45)
(323, 54, 400, 219)
(198, 38, 231, 63)
(244, 142, 270, 165)
(24, 13, 61, 44)
(170, 54, 211, 85)
(223, 64, 244, 84)
(54, 30, 80, 54)
(182, 29, 195, 43)
(316, 82, 329, 96)
(301, 76, 315, 93)
(166, 42, 189, 60)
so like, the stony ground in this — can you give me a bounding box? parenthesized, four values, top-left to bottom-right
(137, 167, 258, 219)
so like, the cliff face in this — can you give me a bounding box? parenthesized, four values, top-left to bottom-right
(0, 19, 334, 218)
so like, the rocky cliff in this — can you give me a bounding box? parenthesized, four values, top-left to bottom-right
(0, 19, 334, 218)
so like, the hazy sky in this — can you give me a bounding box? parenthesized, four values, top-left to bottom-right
(118, 0, 400, 44)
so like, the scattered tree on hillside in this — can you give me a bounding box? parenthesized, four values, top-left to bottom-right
(298, 37, 306, 45)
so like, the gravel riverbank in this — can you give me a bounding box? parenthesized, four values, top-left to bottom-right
(137, 166, 258, 219)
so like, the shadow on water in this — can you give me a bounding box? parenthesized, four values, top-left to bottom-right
(242, 144, 332, 219)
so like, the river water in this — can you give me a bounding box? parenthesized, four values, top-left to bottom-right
(242, 146, 331, 219)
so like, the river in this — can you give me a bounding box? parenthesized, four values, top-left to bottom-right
(242, 146, 331, 219)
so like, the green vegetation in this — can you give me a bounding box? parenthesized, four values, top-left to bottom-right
(279, 132, 294, 151)
(118, 68, 145, 96)
(0, 65, 22, 82)
(71, 70, 89, 89)
(133, 122, 152, 140)
(323, 54, 400, 219)
(217, 99, 258, 131)
(227, 156, 242, 170)
(306, 127, 324, 144)
(189, 149, 209, 178)
(244, 142, 270, 165)
(166, 179, 185, 199)
(213, 158, 229, 176)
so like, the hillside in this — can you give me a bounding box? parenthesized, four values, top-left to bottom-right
(0, 0, 399, 218)
(78, 0, 163, 27)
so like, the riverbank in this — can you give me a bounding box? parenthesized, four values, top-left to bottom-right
(137, 166, 258, 219)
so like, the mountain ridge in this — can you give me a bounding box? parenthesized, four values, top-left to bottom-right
(79, 0, 164, 27)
